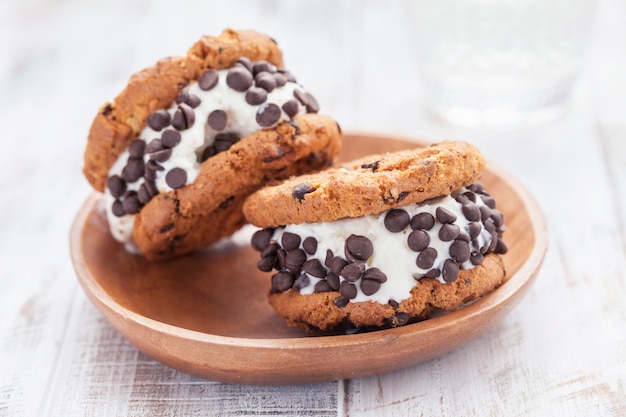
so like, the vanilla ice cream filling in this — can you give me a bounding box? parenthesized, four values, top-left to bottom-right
(256, 185, 507, 304)
(103, 63, 314, 250)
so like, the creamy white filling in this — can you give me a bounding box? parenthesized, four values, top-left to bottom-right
(104, 69, 309, 246)
(269, 188, 494, 304)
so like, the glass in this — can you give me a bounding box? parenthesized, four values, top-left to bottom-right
(407, 0, 596, 127)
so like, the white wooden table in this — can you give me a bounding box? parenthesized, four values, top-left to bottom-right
(1, 0, 625, 415)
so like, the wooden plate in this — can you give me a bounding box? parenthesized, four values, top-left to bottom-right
(70, 134, 547, 385)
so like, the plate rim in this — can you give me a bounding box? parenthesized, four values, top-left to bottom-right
(70, 133, 548, 382)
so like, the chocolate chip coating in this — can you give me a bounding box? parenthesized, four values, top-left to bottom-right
(281, 232, 301, 251)
(339, 281, 357, 299)
(439, 223, 460, 242)
(256, 103, 282, 127)
(161, 130, 181, 148)
(360, 279, 381, 296)
(411, 212, 435, 230)
(112, 200, 125, 217)
(245, 87, 268, 105)
(384, 209, 410, 232)
(303, 237, 318, 255)
(449, 239, 471, 263)
(442, 260, 460, 282)
(122, 191, 140, 214)
(207, 109, 228, 130)
(171, 103, 195, 130)
(128, 140, 146, 158)
(362, 267, 388, 283)
(165, 167, 187, 189)
(226, 66, 253, 92)
(416, 247, 437, 269)
(107, 175, 126, 198)
(302, 259, 327, 278)
(251, 228, 274, 251)
(272, 271, 295, 292)
(293, 89, 319, 113)
(147, 109, 171, 131)
(340, 262, 365, 282)
(345, 235, 373, 261)
(121, 158, 144, 183)
(281, 99, 299, 118)
(198, 69, 219, 90)
(285, 249, 307, 273)
(255, 72, 277, 92)
(436, 207, 457, 224)
(407, 229, 430, 252)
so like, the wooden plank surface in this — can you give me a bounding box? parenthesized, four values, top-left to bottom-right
(1, 0, 625, 416)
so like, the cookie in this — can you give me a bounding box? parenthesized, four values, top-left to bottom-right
(84, 29, 342, 259)
(245, 143, 508, 332)
(243, 141, 485, 227)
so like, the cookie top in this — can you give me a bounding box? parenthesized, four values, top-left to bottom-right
(84, 29, 283, 192)
(243, 141, 485, 228)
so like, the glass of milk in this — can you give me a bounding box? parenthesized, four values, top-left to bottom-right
(406, 0, 596, 127)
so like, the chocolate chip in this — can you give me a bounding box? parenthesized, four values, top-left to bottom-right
(424, 268, 441, 278)
(326, 272, 340, 290)
(213, 132, 241, 153)
(390, 312, 409, 327)
(340, 262, 365, 282)
(121, 158, 144, 183)
(226, 66, 253, 92)
(455, 193, 470, 205)
(360, 160, 380, 172)
(481, 195, 496, 209)
(171, 103, 195, 130)
(253, 61, 276, 75)
(128, 140, 146, 158)
(122, 191, 140, 214)
(334, 295, 349, 307)
(345, 235, 373, 261)
(293, 89, 319, 113)
(462, 203, 481, 222)
(411, 212, 435, 230)
(479, 205, 492, 222)
(281, 99, 299, 118)
(442, 260, 460, 283)
(285, 249, 306, 273)
(384, 209, 410, 232)
(161, 130, 181, 148)
(137, 183, 153, 204)
(261, 242, 279, 258)
(145, 139, 164, 154)
(257, 256, 275, 272)
(339, 281, 357, 299)
(256, 102, 282, 127)
(279, 69, 297, 82)
(201, 146, 216, 162)
(467, 221, 482, 240)
(292, 183, 313, 201)
(450, 239, 471, 263)
(251, 228, 274, 251)
(469, 183, 485, 193)
(272, 271, 295, 292)
(176, 90, 201, 108)
(470, 252, 484, 266)
(360, 279, 381, 296)
(439, 223, 461, 242)
(107, 175, 126, 198)
(112, 200, 125, 217)
(330, 256, 349, 275)
(324, 250, 334, 268)
(207, 109, 228, 130)
(219, 196, 235, 209)
(436, 207, 457, 224)
(147, 109, 171, 131)
(235, 57, 254, 73)
(273, 73, 287, 87)
(245, 87, 267, 105)
(149, 148, 172, 163)
(165, 167, 187, 189)
(302, 259, 327, 278)
(303, 237, 318, 255)
(389, 299, 400, 309)
(255, 72, 277, 92)
(362, 267, 387, 283)
(491, 210, 504, 229)
(407, 230, 430, 252)
(144, 159, 164, 181)
(281, 232, 301, 251)
(277, 249, 287, 271)
(198, 69, 219, 91)
(416, 247, 437, 269)
(314, 280, 333, 293)
(495, 238, 508, 254)
(293, 274, 310, 291)
(457, 232, 471, 243)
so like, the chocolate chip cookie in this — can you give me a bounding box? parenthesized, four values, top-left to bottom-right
(83, 29, 342, 259)
(245, 142, 508, 332)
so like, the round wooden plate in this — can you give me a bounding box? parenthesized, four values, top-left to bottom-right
(70, 133, 547, 385)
